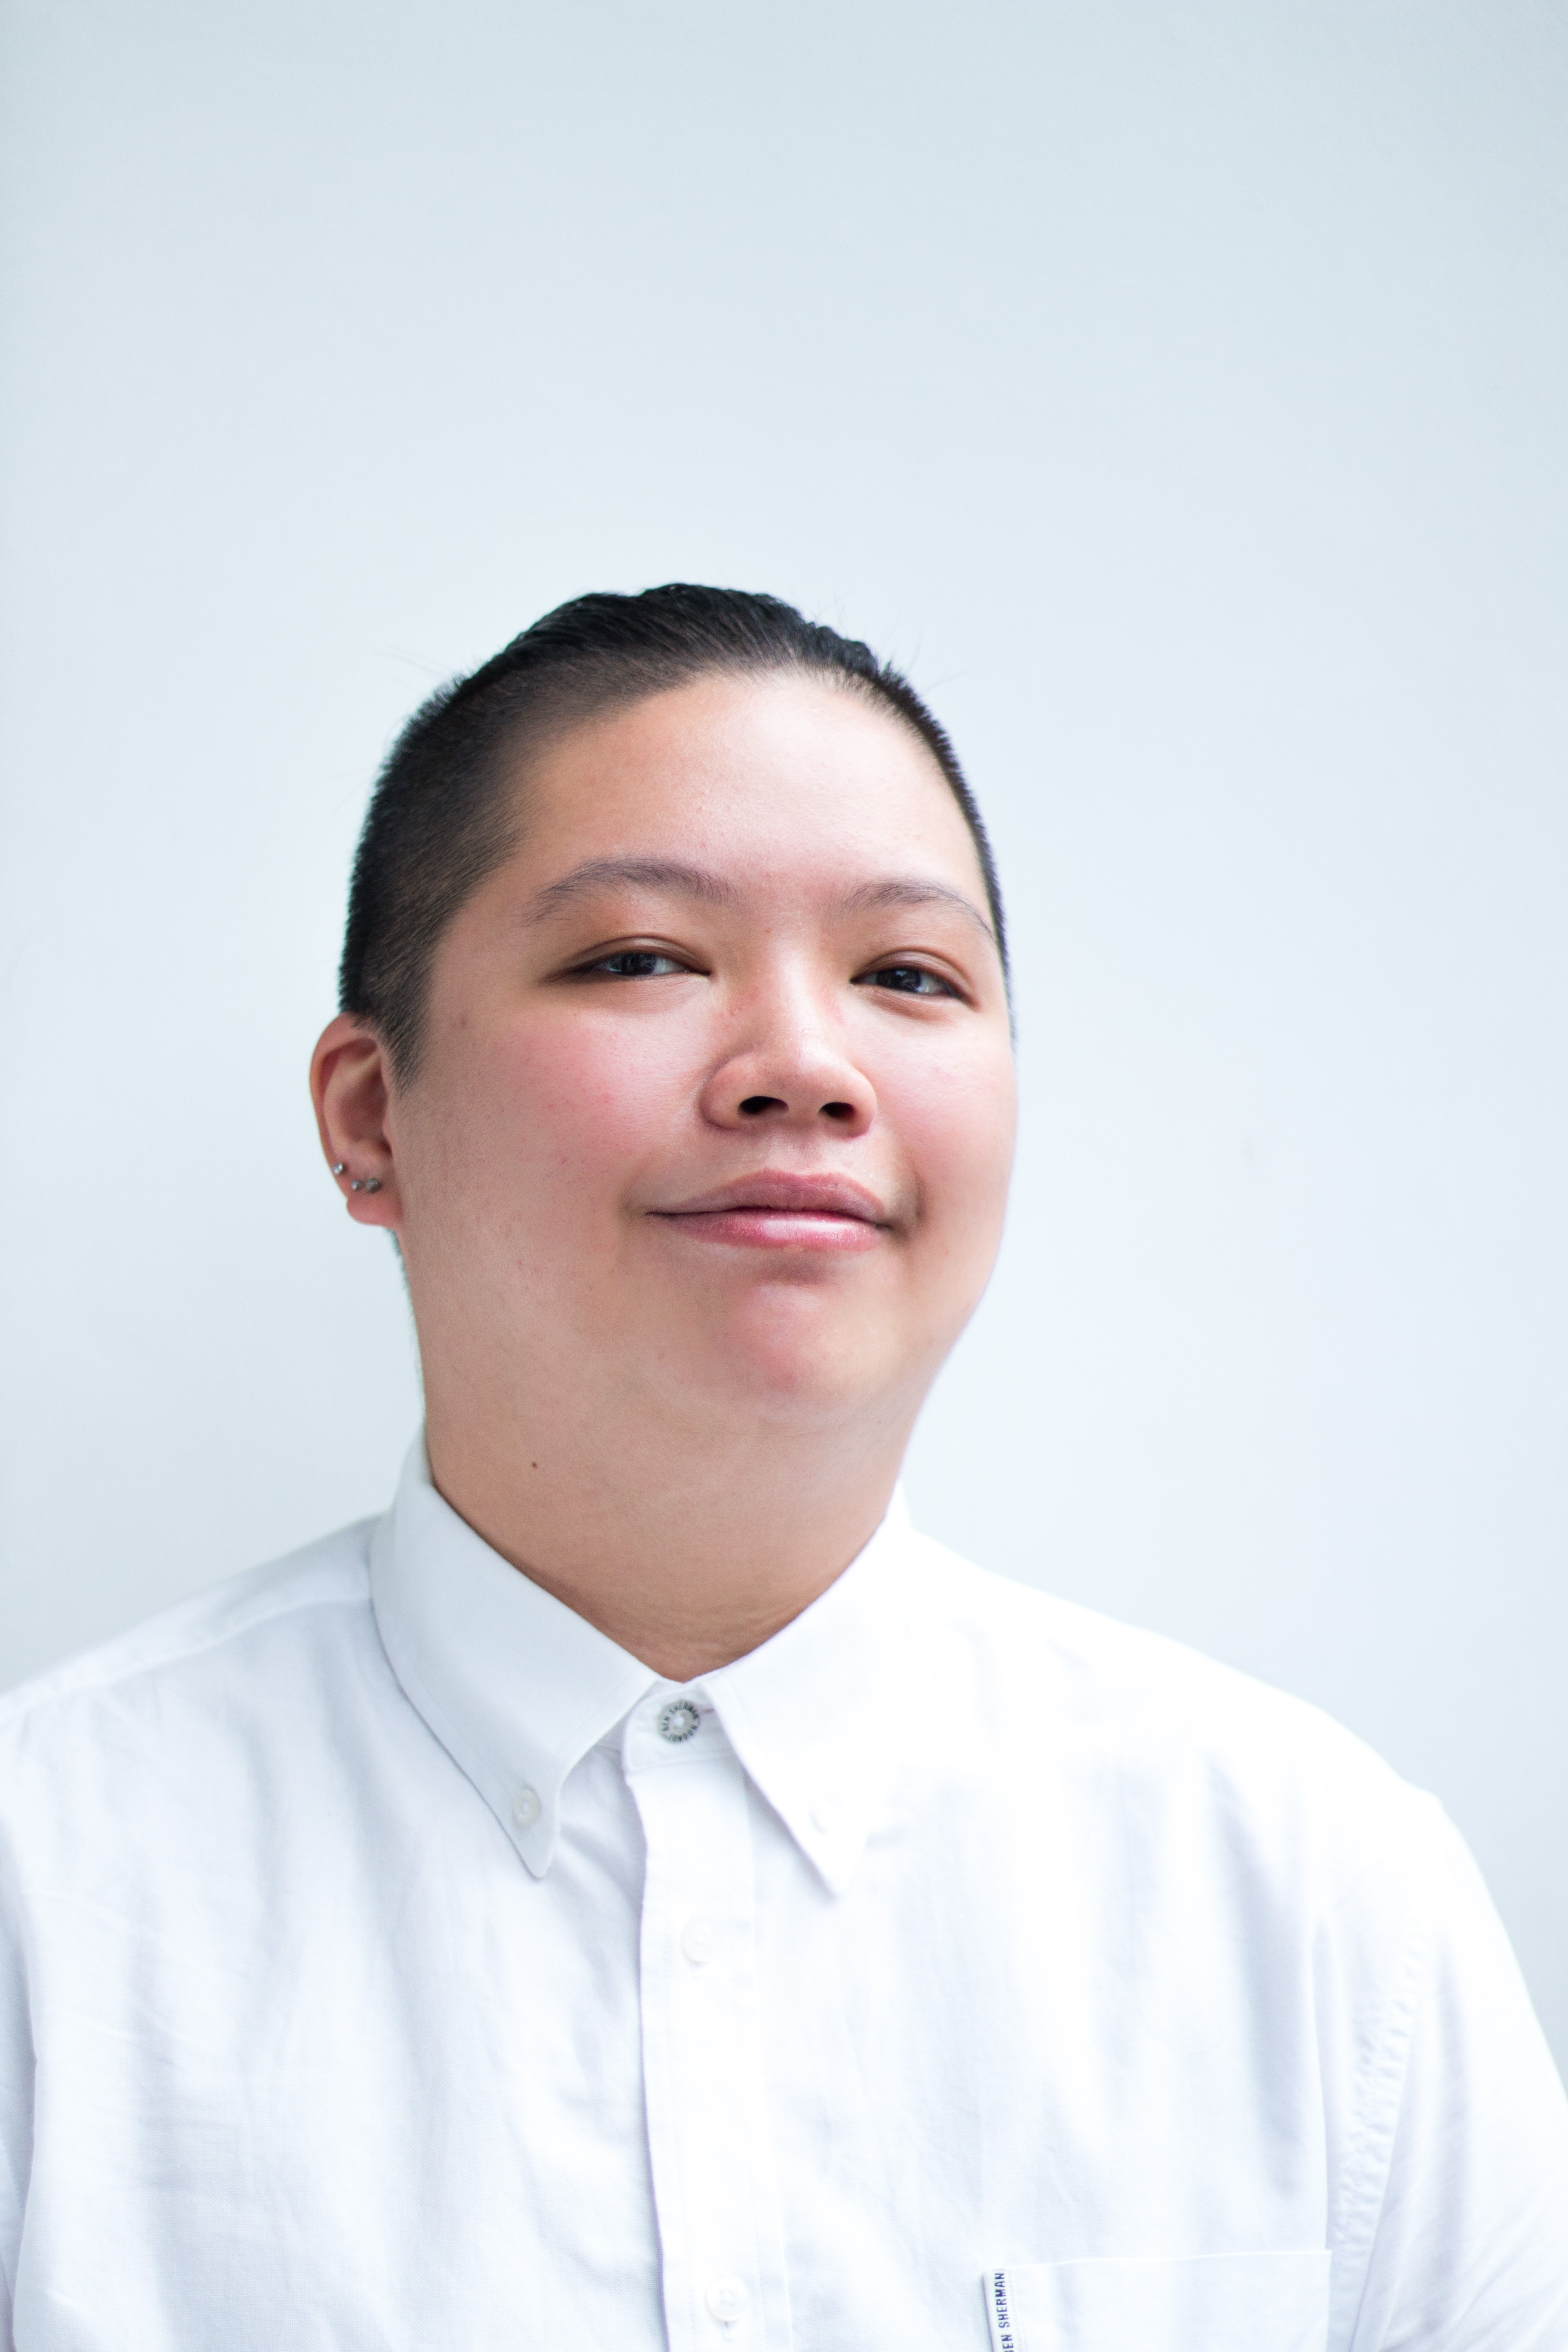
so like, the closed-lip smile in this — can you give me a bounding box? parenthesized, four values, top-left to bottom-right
(647, 1172, 892, 1251)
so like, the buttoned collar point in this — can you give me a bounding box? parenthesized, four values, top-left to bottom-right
(369, 1439, 916, 1893)
(370, 1442, 653, 1876)
(701, 1490, 915, 1896)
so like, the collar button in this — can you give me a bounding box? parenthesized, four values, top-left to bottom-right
(511, 1786, 542, 1829)
(656, 1697, 702, 1744)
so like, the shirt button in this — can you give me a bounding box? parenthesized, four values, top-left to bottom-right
(511, 1786, 542, 1829)
(680, 1915, 718, 1965)
(705, 2276, 750, 2323)
(810, 1791, 841, 1832)
(656, 1697, 702, 1743)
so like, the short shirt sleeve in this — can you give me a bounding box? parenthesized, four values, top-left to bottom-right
(1347, 1806, 1568, 2350)
(0, 1832, 33, 2352)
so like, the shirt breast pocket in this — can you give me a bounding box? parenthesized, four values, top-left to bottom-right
(985, 2251, 1331, 2352)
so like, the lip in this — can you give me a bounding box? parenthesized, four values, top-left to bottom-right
(647, 1170, 893, 1252)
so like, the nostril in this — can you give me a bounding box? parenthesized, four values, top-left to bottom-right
(739, 1094, 787, 1117)
(821, 1101, 856, 1122)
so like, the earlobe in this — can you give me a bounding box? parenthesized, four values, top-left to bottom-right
(310, 1013, 399, 1223)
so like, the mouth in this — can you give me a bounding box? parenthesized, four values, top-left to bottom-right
(647, 1172, 893, 1253)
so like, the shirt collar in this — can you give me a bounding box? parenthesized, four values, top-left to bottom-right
(369, 1438, 918, 1893)
(699, 1498, 914, 1894)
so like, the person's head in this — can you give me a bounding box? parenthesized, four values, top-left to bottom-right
(312, 585, 1016, 1464)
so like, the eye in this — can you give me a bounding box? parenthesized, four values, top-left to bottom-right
(855, 962, 958, 998)
(581, 949, 687, 979)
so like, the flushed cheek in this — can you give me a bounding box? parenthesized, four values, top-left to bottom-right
(879, 1055, 1015, 1233)
(461, 1017, 701, 1200)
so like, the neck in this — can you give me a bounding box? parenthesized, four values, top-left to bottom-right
(422, 1368, 916, 1680)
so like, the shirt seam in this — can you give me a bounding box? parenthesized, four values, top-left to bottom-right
(1329, 1793, 1444, 2352)
(0, 1805, 39, 2321)
(0, 1580, 372, 1738)
(0, 2131, 20, 2318)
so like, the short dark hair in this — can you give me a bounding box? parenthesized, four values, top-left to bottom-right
(340, 583, 1007, 1078)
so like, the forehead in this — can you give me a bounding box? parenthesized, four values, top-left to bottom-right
(508, 672, 983, 889)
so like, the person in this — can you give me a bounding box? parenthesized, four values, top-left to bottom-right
(0, 585, 1563, 2352)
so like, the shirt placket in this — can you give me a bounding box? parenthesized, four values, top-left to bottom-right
(625, 1691, 793, 2352)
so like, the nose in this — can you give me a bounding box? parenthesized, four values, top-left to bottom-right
(699, 995, 877, 1137)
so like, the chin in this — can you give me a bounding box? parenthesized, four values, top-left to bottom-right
(690, 1295, 927, 1427)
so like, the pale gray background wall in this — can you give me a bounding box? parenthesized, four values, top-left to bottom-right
(1, 1, 1564, 2067)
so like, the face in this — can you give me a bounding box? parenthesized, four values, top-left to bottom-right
(318, 674, 1017, 1447)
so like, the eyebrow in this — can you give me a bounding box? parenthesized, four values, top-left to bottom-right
(524, 858, 739, 921)
(842, 876, 996, 945)
(524, 857, 995, 946)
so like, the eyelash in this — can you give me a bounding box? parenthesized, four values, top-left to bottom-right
(576, 950, 962, 1000)
(582, 950, 687, 979)
(852, 964, 958, 998)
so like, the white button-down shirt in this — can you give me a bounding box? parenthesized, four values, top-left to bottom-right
(1, 1443, 1565, 2351)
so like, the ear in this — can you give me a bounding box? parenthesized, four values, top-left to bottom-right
(310, 1014, 401, 1228)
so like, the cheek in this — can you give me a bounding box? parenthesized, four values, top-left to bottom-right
(437, 1010, 698, 1208)
(888, 1040, 1017, 1237)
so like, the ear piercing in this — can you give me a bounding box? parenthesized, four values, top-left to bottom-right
(332, 1162, 382, 1194)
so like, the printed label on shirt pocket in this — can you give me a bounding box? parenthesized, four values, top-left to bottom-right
(984, 2251, 1330, 2352)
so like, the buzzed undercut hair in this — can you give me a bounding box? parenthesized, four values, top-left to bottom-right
(340, 583, 1008, 1080)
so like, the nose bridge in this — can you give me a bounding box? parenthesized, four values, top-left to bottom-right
(759, 940, 845, 1061)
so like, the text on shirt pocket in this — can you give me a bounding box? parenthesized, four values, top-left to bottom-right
(984, 2250, 1331, 2352)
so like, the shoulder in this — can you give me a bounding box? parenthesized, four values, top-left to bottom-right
(0, 1519, 380, 1764)
(906, 1532, 1440, 1876)
(910, 1527, 1379, 1757)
